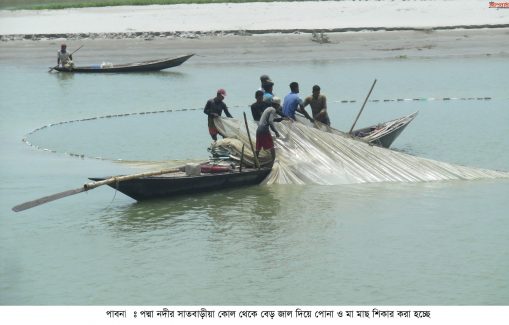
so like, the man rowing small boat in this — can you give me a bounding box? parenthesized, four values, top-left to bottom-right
(57, 44, 74, 70)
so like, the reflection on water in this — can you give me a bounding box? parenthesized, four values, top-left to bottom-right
(101, 185, 283, 235)
(51, 70, 185, 80)
(53, 72, 75, 82)
(2, 55, 509, 305)
(99, 179, 483, 239)
(146, 70, 185, 79)
(86, 179, 509, 305)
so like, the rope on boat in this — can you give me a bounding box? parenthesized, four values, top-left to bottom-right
(22, 107, 203, 161)
(20, 94, 503, 160)
(333, 96, 493, 104)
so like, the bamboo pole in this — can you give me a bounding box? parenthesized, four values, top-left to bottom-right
(49, 45, 83, 72)
(239, 144, 245, 172)
(349, 79, 377, 134)
(12, 167, 183, 212)
(243, 112, 260, 169)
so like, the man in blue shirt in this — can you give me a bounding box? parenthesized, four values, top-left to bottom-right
(282, 82, 313, 121)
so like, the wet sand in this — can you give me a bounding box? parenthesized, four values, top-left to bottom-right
(1, 1, 508, 36)
(1, 1, 508, 65)
(1, 28, 508, 67)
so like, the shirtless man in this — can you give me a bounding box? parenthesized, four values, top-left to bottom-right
(303, 85, 330, 125)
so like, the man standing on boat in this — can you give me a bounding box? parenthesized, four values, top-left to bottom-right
(57, 44, 74, 69)
(204, 88, 233, 141)
(251, 90, 271, 124)
(256, 97, 283, 164)
(282, 82, 313, 121)
(303, 85, 330, 126)
(261, 78, 275, 103)
(259, 74, 271, 90)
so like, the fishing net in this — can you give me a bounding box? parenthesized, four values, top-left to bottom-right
(213, 116, 509, 185)
(209, 138, 273, 167)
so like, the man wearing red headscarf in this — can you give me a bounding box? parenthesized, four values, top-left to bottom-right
(203, 89, 233, 141)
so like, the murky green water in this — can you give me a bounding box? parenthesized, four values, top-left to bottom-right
(1, 49, 508, 305)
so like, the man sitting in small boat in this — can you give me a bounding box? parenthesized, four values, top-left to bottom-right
(204, 88, 233, 141)
(256, 97, 283, 164)
(57, 44, 74, 70)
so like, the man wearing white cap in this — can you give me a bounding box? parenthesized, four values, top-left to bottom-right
(204, 89, 232, 141)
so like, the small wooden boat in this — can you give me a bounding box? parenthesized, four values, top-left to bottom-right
(352, 111, 418, 148)
(299, 111, 418, 148)
(52, 54, 194, 73)
(89, 164, 272, 201)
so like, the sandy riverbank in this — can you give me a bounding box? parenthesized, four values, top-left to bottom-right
(0, 1, 508, 64)
(1, 28, 508, 67)
(1, 1, 508, 40)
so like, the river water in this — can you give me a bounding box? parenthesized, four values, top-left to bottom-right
(1, 42, 508, 306)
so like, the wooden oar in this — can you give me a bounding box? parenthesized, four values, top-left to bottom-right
(243, 112, 260, 169)
(12, 166, 183, 212)
(49, 45, 84, 72)
(349, 79, 377, 134)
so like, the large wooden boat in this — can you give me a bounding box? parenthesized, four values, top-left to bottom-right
(52, 54, 194, 73)
(89, 164, 272, 201)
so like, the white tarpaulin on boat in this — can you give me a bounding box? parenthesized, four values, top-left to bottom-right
(214, 116, 509, 185)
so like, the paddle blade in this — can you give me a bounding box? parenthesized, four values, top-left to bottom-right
(12, 187, 86, 212)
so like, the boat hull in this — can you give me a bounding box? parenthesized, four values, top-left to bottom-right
(353, 111, 418, 148)
(355, 121, 410, 148)
(54, 54, 194, 73)
(296, 111, 417, 148)
(90, 168, 271, 201)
